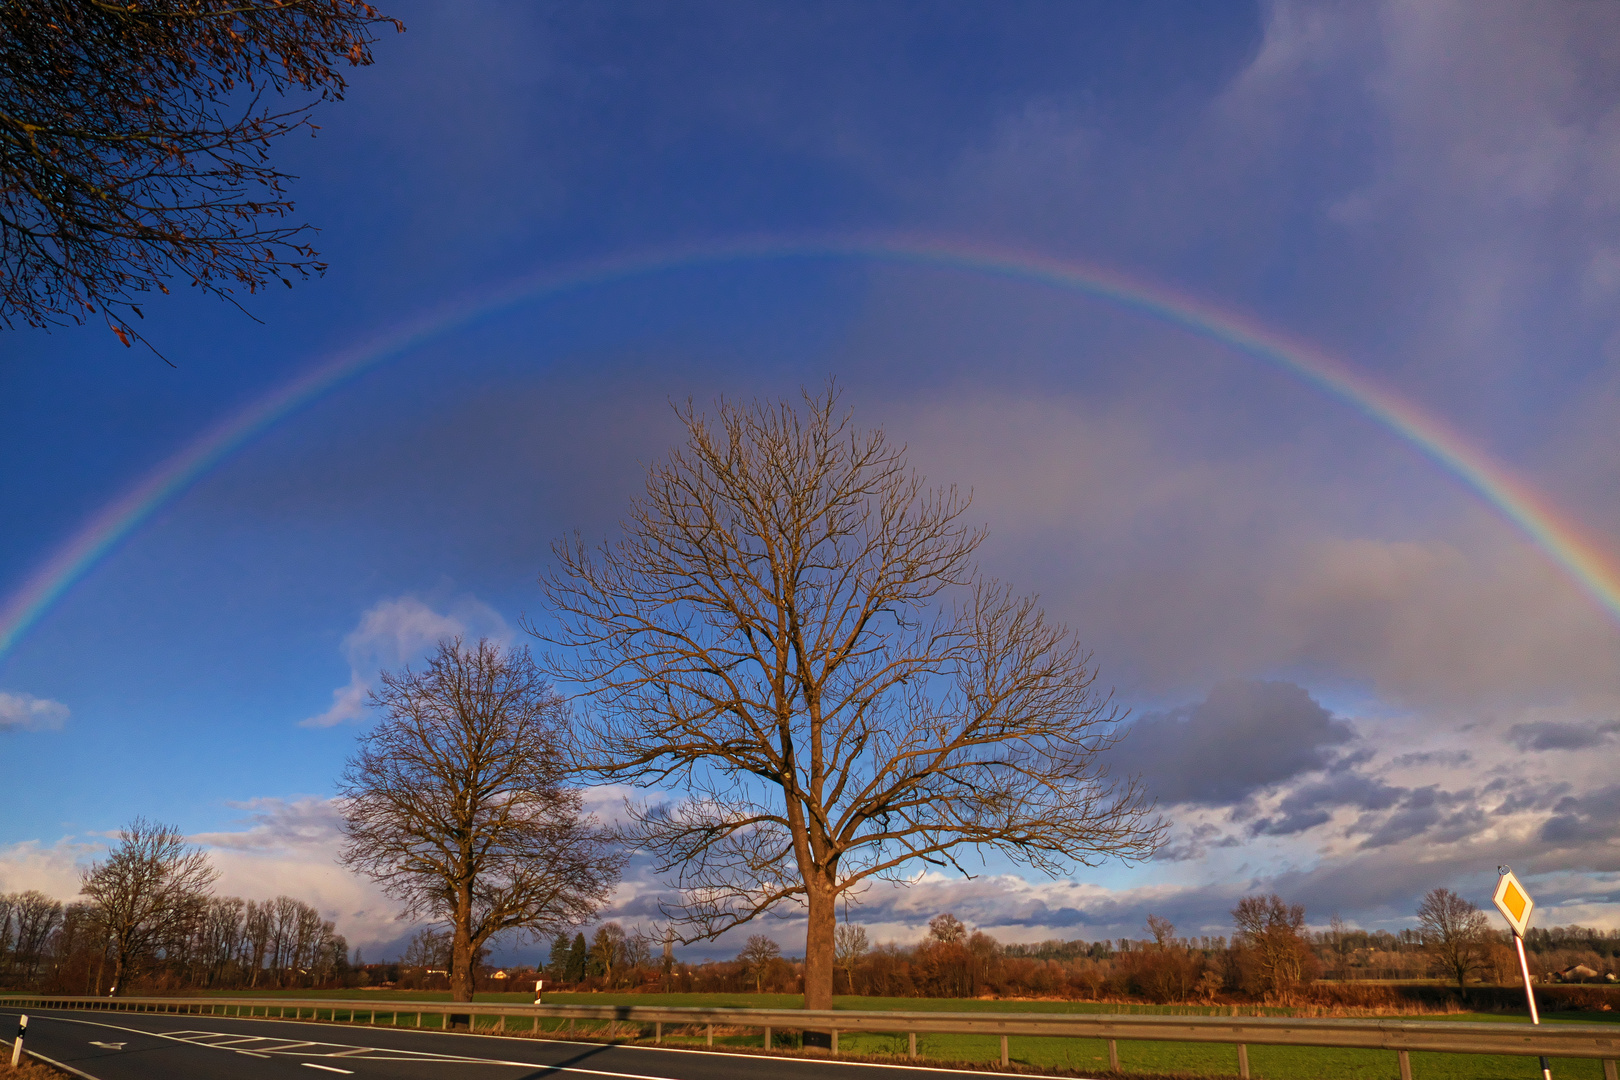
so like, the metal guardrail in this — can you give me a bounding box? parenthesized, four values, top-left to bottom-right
(2, 994, 1618, 1080)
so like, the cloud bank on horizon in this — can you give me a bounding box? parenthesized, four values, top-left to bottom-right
(1, 0, 1617, 952)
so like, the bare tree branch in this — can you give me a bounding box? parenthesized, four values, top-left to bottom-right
(0, 0, 402, 356)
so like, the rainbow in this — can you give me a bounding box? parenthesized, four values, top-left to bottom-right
(3, 234, 1619, 664)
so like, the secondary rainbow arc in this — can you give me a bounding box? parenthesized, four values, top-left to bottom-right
(2, 235, 1617, 665)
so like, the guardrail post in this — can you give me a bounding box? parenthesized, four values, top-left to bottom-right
(1000, 1034, 1009, 1067)
(655, 1021, 662, 1043)
(1398, 1049, 1413, 1080)
(1237, 1043, 1250, 1079)
(909, 1032, 917, 1058)
(764, 1026, 771, 1050)
(1108, 1039, 1119, 1071)
(415, 1011, 422, 1028)
(831, 1029, 839, 1053)
(1602, 1060, 1617, 1080)
(707, 1023, 714, 1047)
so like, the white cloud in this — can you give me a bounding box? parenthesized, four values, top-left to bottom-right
(0, 837, 96, 898)
(301, 594, 511, 727)
(0, 691, 69, 733)
(189, 797, 407, 950)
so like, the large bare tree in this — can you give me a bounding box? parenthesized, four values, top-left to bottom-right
(1, 0, 401, 355)
(543, 386, 1161, 1012)
(338, 638, 622, 1005)
(79, 817, 217, 996)
(1417, 886, 1490, 994)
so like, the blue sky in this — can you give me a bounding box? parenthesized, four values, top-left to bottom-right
(3, 1, 1619, 963)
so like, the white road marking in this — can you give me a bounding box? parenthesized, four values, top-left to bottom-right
(303, 1065, 355, 1075)
(87, 1041, 125, 1049)
(6, 1009, 1107, 1080)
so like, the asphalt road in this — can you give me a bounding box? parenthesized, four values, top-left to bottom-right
(0, 1008, 1031, 1080)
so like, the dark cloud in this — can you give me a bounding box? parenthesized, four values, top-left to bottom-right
(1111, 680, 1353, 807)
(1250, 772, 1405, 837)
(1353, 786, 1491, 850)
(1507, 719, 1620, 752)
(1390, 750, 1471, 768)
(1540, 785, 1620, 847)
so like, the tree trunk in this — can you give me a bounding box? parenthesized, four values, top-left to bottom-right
(109, 949, 126, 997)
(803, 876, 837, 1010)
(450, 878, 475, 1014)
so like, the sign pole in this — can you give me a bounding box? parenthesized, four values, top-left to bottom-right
(1495, 867, 1551, 1080)
(1514, 932, 1553, 1079)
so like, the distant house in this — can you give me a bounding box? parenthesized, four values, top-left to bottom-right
(1558, 964, 1600, 982)
(491, 970, 509, 980)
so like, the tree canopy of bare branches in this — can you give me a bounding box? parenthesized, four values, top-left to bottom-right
(0, 0, 401, 353)
(337, 638, 623, 1004)
(1417, 886, 1490, 993)
(542, 385, 1161, 1010)
(79, 817, 217, 996)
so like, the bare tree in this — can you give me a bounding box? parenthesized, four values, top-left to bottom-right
(1, 0, 402, 355)
(1328, 912, 1354, 981)
(1145, 914, 1175, 949)
(589, 922, 626, 985)
(1417, 887, 1490, 994)
(79, 817, 217, 995)
(338, 638, 623, 1005)
(738, 934, 782, 992)
(543, 386, 1161, 1012)
(834, 921, 868, 994)
(8, 892, 63, 985)
(1232, 893, 1311, 1000)
(928, 913, 967, 945)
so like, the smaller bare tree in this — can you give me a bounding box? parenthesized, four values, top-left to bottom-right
(834, 921, 869, 994)
(738, 933, 782, 992)
(80, 817, 217, 995)
(1328, 913, 1354, 980)
(1417, 887, 1490, 994)
(338, 638, 623, 1005)
(928, 913, 967, 945)
(590, 922, 626, 985)
(1145, 914, 1175, 948)
(1232, 893, 1311, 1000)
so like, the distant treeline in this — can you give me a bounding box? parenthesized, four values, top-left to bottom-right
(512, 906, 1620, 1005)
(8, 884, 1618, 1005)
(0, 891, 348, 994)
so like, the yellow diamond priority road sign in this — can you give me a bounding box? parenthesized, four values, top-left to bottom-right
(1493, 870, 1535, 937)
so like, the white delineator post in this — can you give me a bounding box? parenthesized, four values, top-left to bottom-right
(1495, 867, 1551, 1080)
(535, 978, 544, 1004)
(9, 1014, 25, 1067)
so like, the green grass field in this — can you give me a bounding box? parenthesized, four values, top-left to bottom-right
(169, 989, 1620, 1079)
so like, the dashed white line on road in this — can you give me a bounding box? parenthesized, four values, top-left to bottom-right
(302, 1065, 355, 1075)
